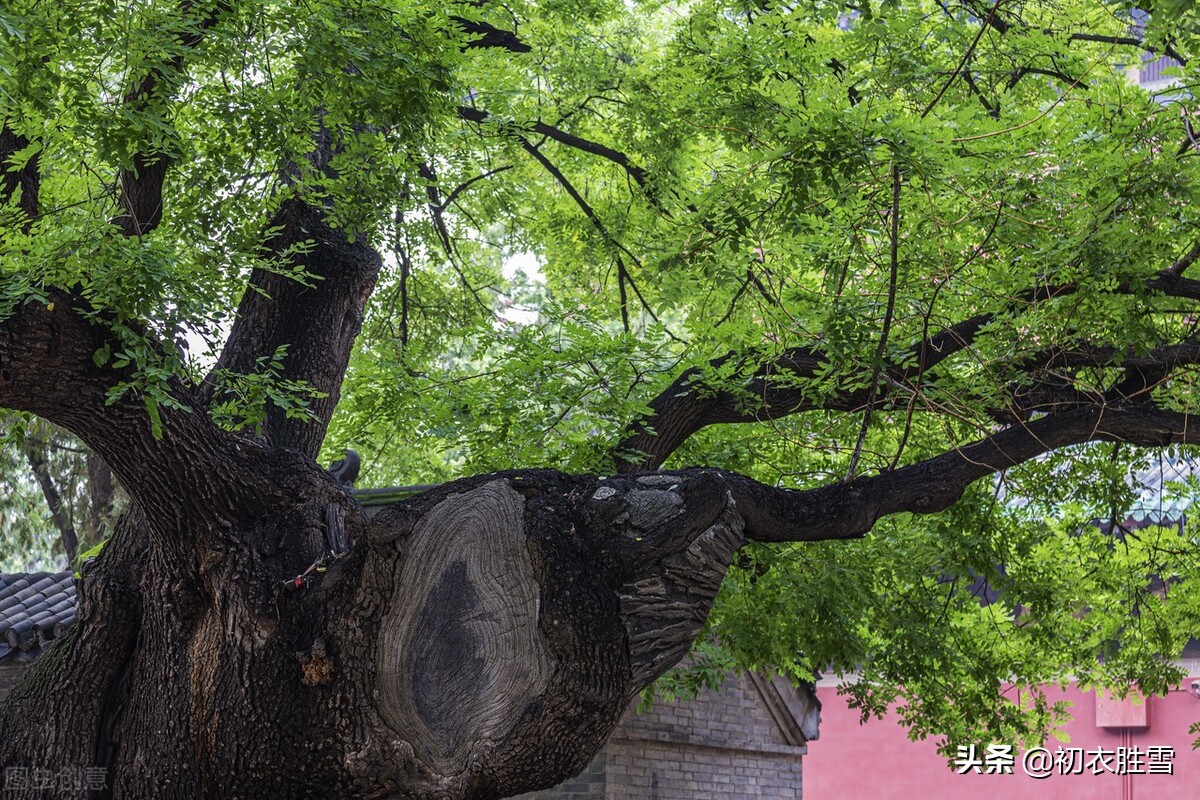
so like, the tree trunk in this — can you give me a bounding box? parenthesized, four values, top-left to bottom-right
(86, 452, 115, 543)
(0, 465, 743, 799)
(21, 433, 78, 562)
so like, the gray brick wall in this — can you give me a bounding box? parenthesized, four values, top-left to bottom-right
(617, 673, 786, 747)
(515, 751, 605, 799)
(511, 671, 806, 800)
(605, 741, 802, 800)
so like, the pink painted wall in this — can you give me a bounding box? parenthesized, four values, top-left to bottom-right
(804, 680, 1200, 799)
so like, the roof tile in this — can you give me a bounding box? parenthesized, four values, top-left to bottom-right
(0, 572, 77, 663)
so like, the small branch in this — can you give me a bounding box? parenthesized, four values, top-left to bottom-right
(1006, 66, 1084, 91)
(22, 431, 79, 561)
(420, 162, 489, 312)
(962, 70, 1000, 119)
(438, 165, 514, 211)
(922, 1, 1000, 118)
(616, 259, 631, 333)
(112, 0, 227, 236)
(393, 209, 411, 347)
(1068, 33, 1188, 68)
(459, 106, 652, 195)
(845, 160, 902, 480)
(961, 0, 1010, 34)
(515, 134, 649, 324)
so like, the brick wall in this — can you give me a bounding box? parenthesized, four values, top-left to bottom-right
(604, 741, 802, 800)
(516, 752, 606, 800)
(511, 671, 807, 799)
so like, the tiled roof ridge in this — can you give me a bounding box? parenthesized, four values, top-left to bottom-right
(0, 571, 77, 663)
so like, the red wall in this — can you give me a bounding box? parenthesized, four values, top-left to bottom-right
(805, 680, 1200, 799)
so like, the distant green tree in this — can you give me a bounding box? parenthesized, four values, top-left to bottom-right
(0, 415, 118, 565)
(0, 417, 56, 571)
(2, 1, 1200, 797)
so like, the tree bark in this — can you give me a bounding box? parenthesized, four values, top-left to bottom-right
(0, 465, 747, 799)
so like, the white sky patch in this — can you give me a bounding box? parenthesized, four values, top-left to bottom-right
(503, 250, 541, 281)
(183, 323, 224, 373)
(499, 251, 544, 327)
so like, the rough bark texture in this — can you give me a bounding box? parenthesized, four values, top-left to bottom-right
(0, 463, 749, 799)
(204, 199, 382, 459)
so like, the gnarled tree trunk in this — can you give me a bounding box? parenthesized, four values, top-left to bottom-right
(0, 444, 745, 798)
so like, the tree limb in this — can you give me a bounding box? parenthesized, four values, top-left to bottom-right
(615, 252, 1200, 471)
(111, 0, 227, 237)
(0, 125, 39, 225)
(203, 198, 382, 459)
(0, 290, 264, 530)
(721, 404, 1197, 543)
(1068, 33, 1188, 68)
(451, 17, 531, 53)
(458, 106, 652, 194)
(21, 430, 79, 561)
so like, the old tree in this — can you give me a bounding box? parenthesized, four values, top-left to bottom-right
(4, 0, 1200, 796)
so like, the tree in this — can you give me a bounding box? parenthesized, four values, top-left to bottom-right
(3, 0, 1200, 797)
(1, 414, 118, 563)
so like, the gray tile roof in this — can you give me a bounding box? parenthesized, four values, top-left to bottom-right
(0, 572, 76, 663)
(1125, 453, 1198, 526)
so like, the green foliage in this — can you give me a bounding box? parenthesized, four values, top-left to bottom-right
(0, 417, 58, 571)
(4, 0, 1200, 752)
(0, 414, 119, 570)
(209, 345, 326, 435)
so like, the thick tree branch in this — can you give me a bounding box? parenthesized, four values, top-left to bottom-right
(112, 0, 226, 237)
(451, 17, 531, 53)
(0, 290, 264, 531)
(722, 404, 1197, 543)
(616, 250, 1200, 471)
(0, 125, 39, 225)
(204, 198, 382, 459)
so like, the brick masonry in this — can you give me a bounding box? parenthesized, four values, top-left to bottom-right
(513, 671, 811, 799)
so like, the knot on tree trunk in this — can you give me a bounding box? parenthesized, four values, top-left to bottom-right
(361, 470, 745, 798)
